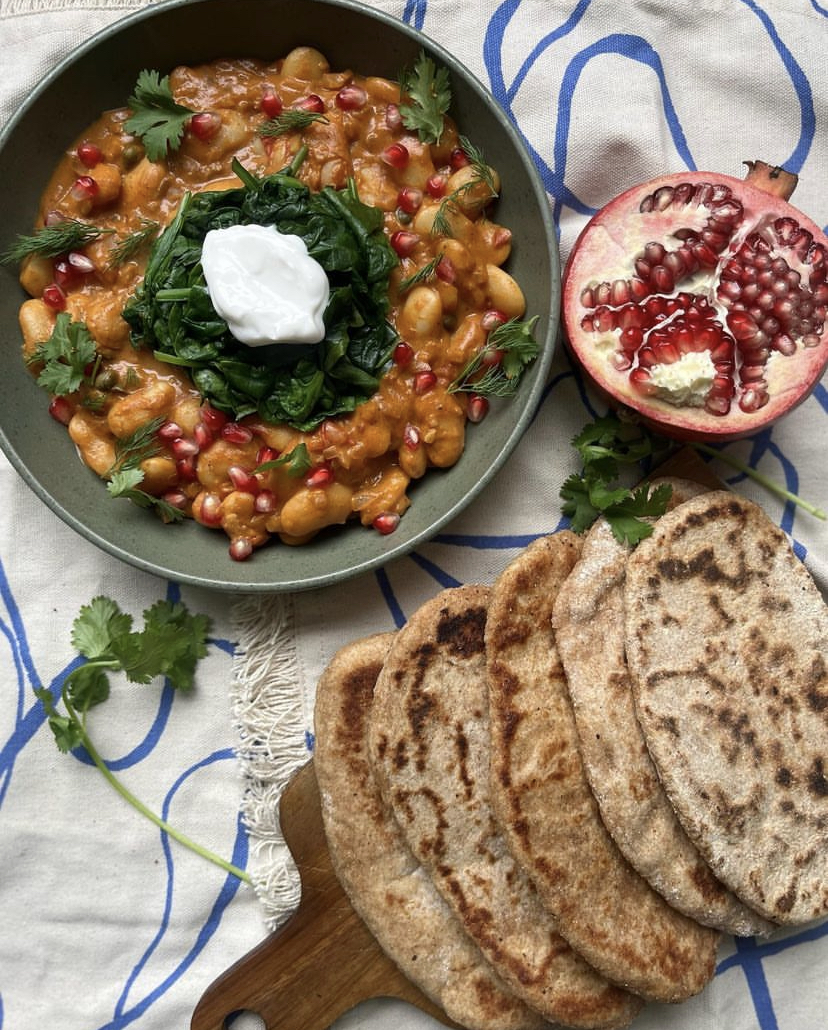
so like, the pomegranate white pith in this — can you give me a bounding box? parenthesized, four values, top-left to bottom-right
(563, 162, 828, 441)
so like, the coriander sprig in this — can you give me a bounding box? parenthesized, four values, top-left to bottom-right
(27, 313, 99, 396)
(399, 51, 451, 144)
(105, 416, 186, 522)
(125, 69, 196, 162)
(36, 596, 250, 884)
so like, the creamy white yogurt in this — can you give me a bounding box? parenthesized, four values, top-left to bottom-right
(200, 223, 329, 346)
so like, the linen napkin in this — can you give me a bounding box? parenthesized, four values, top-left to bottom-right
(1, 3, 826, 1030)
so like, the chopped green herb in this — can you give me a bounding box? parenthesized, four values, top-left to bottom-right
(107, 218, 160, 267)
(398, 254, 441, 293)
(258, 109, 328, 138)
(255, 441, 312, 477)
(27, 313, 98, 396)
(124, 70, 196, 162)
(104, 416, 184, 521)
(449, 317, 539, 397)
(1, 219, 110, 265)
(36, 596, 249, 882)
(399, 51, 451, 144)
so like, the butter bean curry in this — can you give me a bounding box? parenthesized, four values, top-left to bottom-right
(12, 47, 537, 561)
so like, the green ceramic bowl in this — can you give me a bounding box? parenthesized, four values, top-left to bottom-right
(0, 0, 559, 592)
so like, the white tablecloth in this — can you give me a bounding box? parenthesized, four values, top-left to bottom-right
(1, 2, 826, 1030)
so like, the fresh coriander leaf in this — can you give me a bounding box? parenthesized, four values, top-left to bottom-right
(602, 483, 672, 546)
(138, 599, 211, 691)
(399, 51, 451, 144)
(71, 595, 133, 659)
(560, 473, 601, 535)
(125, 69, 196, 162)
(28, 313, 98, 396)
(106, 471, 187, 523)
(258, 109, 328, 138)
(256, 441, 312, 478)
(66, 664, 112, 713)
(449, 317, 539, 396)
(108, 219, 160, 267)
(571, 413, 666, 468)
(0, 219, 110, 265)
(47, 713, 85, 753)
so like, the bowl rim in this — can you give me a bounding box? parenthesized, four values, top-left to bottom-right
(0, 0, 560, 592)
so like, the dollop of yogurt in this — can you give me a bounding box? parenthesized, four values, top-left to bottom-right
(647, 350, 717, 407)
(201, 223, 329, 347)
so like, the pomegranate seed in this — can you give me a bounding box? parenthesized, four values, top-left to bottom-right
(435, 256, 456, 284)
(385, 103, 402, 131)
(413, 369, 437, 394)
(193, 422, 213, 449)
(381, 142, 410, 169)
(482, 309, 508, 332)
(297, 94, 325, 114)
(221, 421, 253, 444)
(403, 423, 421, 449)
(67, 251, 95, 275)
(48, 396, 73, 425)
(176, 456, 198, 482)
(42, 283, 66, 311)
(449, 146, 470, 170)
(467, 394, 490, 423)
(306, 465, 334, 488)
(426, 173, 447, 198)
(53, 259, 77, 289)
(200, 405, 228, 432)
(390, 230, 420, 258)
(70, 176, 99, 203)
(372, 512, 400, 535)
(77, 141, 103, 168)
(335, 84, 367, 111)
(171, 437, 200, 459)
(256, 445, 280, 465)
(157, 420, 183, 441)
(261, 89, 283, 118)
(229, 538, 254, 562)
(189, 112, 222, 141)
(161, 490, 188, 511)
(393, 341, 414, 366)
(396, 186, 423, 215)
(228, 465, 260, 494)
(479, 347, 505, 369)
(254, 490, 278, 514)
(197, 492, 223, 526)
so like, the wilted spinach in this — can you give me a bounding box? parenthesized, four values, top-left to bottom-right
(122, 160, 399, 431)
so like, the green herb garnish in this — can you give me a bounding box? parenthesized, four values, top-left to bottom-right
(399, 51, 451, 144)
(560, 414, 672, 545)
(258, 109, 328, 138)
(104, 416, 185, 522)
(1, 219, 109, 264)
(124, 70, 196, 162)
(255, 441, 313, 478)
(107, 218, 160, 267)
(27, 313, 98, 395)
(431, 137, 498, 238)
(123, 159, 399, 432)
(449, 317, 539, 396)
(35, 596, 249, 883)
(398, 254, 441, 293)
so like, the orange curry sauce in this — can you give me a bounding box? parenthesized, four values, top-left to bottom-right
(17, 47, 526, 559)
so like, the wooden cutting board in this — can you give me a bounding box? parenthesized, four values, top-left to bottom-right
(190, 446, 722, 1030)
(190, 759, 462, 1030)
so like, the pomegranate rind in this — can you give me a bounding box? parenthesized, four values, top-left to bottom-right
(563, 169, 828, 443)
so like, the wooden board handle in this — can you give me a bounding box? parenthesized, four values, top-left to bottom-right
(191, 762, 458, 1030)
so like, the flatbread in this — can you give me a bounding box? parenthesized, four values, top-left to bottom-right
(369, 586, 642, 1030)
(486, 531, 720, 1003)
(552, 480, 772, 937)
(313, 632, 542, 1030)
(624, 490, 828, 925)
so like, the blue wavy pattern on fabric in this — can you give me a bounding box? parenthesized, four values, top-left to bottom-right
(0, 560, 244, 1030)
(386, 8, 826, 1029)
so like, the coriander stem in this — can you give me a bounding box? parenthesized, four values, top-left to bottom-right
(66, 692, 251, 884)
(692, 442, 827, 520)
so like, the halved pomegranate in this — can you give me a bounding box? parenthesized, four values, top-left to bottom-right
(562, 161, 828, 441)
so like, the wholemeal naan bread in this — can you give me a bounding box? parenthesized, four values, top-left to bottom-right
(624, 490, 828, 925)
(313, 632, 542, 1030)
(487, 531, 720, 1003)
(552, 480, 772, 937)
(369, 587, 642, 1030)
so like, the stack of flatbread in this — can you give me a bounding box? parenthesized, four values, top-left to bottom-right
(313, 482, 828, 1029)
